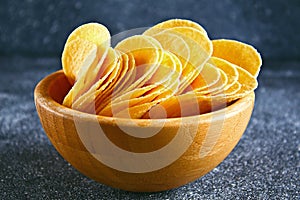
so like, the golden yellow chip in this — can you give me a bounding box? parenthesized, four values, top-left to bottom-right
(115, 35, 164, 94)
(92, 50, 128, 110)
(170, 27, 211, 50)
(209, 57, 238, 90)
(115, 102, 158, 119)
(111, 86, 173, 119)
(99, 50, 181, 117)
(66, 22, 110, 48)
(167, 27, 213, 93)
(62, 38, 107, 107)
(207, 68, 228, 93)
(145, 27, 212, 93)
(84, 50, 128, 113)
(143, 18, 207, 36)
(62, 23, 110, 83)
(186, 63, 220, 93)
(143, 92, 227, 119)
(215, 64, 258, 104)
(68, 48, 119, 112)
(160, 52, 182, 93)
(212, 81, 241, 96)
(148, 62, 257, 119)
(147, 51, 182, 91)
(62, 38, 97, 85)
(99, 84, 162, 116)
(212, 39, 262, 77)
(144, 31, 190, 77)
(96, 52, 136, 112)
(110, 51, 182, 118)
(230, 65, 258, 98)
(188, 65, 228, 95)
(112, 52, 136, 95)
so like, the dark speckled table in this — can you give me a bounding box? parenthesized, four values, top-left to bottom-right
(0, 56, 299, 199)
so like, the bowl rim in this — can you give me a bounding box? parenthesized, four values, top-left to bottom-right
(34, 70, 255, 127)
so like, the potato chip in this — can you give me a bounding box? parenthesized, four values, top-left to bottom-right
(143, 18, 207, 36)
(212, 39, 262, 77)
(207, 68, 228, 93)
(167, 27, 212, 93)
(99, 50, 181, 117)
(170, 27, 211, 51)
(66, 23, 110, 48)
(62, 23, 110, 83)
(211, 64, 257, 104)
(143, 92, 227, 119)
(99, 85, 162, 116)
(91, 50, 129, 111)
(212, 81, 241, 97)
(113, 85, 175, 119)
(62, 38, 108, 107)
(226, 65, 258, 101)
(185, 63, 220, 93)
(109, 51, 182, 118)
(94, 52, 137, 112)
(115, 102, 157, 119)
(142, 93, 194, 118)
(111, 52, 136, 95)
(147, 51, 182, 91)
(209, 57, 238, 90)
(145, 27, 212, 93)
(144, 31, 190, 78)
(62, 38, 97, 84)
(115, 99, 167, 119)
(115, 35, 164, 94)
(69, 48, 119, 112)
(188, 65, 228, 95)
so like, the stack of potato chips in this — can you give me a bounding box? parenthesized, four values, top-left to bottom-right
(61, 19, 262, 119)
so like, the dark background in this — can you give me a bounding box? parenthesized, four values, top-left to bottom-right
(0, 0, 299, 199)
(1, 0, 300, 61)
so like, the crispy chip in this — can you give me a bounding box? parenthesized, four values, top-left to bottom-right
(95, 52, 137, 112)
(112, 52, 136, 95)
(115, 35, 164, 94)
(212, 81, 241, 96)
(143, 18, 207, 36)
(115, 102, 159, 119)
(212, 64, 258, 104)
(147, 51, 182, 91)
(189, 65, 228, 95)
(144, 31, 190, 77)
(92, 50, 129, 111)
(66, 23, 110, 48)
(68, 48, 119, 111)
(62, 38, 97, 84)
(99, 85, 163, 116)
(62, 23, 110, 83)
(99, 51, 181, 117)
(185, 63, 220, 93)
(209, 57, 238, 90)
(228, 65, 258, 100)
(143, 92, 227, 119)
(212, 39, 262, 77)
(62, 38, 108, 107)
(145, 27, 212, 93)
(167, 27, 212, 93)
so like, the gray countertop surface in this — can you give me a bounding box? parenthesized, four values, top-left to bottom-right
(0, 57, 299, 199)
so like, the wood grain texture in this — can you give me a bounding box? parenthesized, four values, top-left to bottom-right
(34, 70, 255, 192)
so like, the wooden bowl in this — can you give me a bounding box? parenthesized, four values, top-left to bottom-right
(34, 70, 255, 192)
